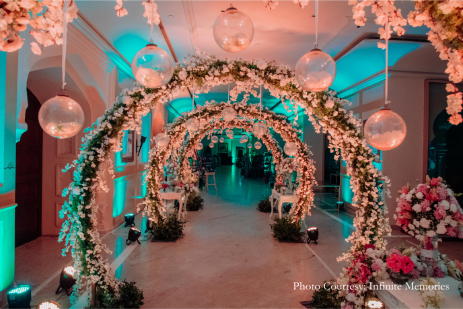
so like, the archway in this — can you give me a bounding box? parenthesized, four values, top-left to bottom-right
(61, 54, 389, 305)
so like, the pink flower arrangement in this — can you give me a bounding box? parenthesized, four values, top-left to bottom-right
(387, 254, 415, 275)
(394, 176, 463, 241)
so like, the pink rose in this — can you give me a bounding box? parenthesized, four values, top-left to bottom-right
(452, 210, 463, 223)
(421, 199, 431, 212)
(437, 187, 448, 201)
(417, 184, 428, 194)
(434, 206, 447, 220)
(446, 226, 457, 237)
(371, 262, 382, 272)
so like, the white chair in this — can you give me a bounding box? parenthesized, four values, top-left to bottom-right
(205, 172, 217, 193)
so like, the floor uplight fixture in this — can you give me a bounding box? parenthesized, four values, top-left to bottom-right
(127, 227, 141, 245)
(7, 285, 31, 308)
(124, 213, 136, 227)
(38, 301, 61, 309)
(55, 266, 76, 296)
(307, 227, 318, 244)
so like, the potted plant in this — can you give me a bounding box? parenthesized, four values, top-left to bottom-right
(270, 216, 303, 242)
(186, 191, 204, 211)
(257, 196, 272, 212)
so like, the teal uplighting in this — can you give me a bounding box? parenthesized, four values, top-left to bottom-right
(141, 113, 151, 163)
(0, 205, 15, 292)
(113, 177, 127, 217)
(341, 175, 354, 204)
(115, 237, 123, 279)
(8, 285, 30, 294)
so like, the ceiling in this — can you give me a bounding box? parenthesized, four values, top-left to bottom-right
(75, 0, 436, 118)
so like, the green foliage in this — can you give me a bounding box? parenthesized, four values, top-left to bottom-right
(186, 191, 204, 211)
(150, 214, 185, 242)
(96, 280, 144, 309)
(257, 196, 272, 212)
(270, 216, 303, 242)
(311, 282, 342, 309)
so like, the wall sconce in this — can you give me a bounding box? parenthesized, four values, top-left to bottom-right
(136, 136, 147, 156)
(7, 285, 31, 308)
(307, 227, 318, 244)
(55, 266, 76, 296)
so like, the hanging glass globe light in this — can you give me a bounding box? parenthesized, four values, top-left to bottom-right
(252, 121, 268, 138)
(364, 108, 406, 151)
(219, 137, 225, 143)
(247, 143, 252, 149)
(209, 142, 214, 148)
(295, 49, 336, 92)
(38, 94, 85, 139)
(222, 106, 237, 121)
(213, 6, 254, 53)
(241, 135, 249, 143)
(185, 118, 200, 132)
(211, 136, 219, 143)
(284, 142, 298, 156)
(196, 142, 203, 150)
(154, 132, 170, 148)
(226, 129, 234, 139)
(254, 141, 262, 150)
(131, 43, 174, 88)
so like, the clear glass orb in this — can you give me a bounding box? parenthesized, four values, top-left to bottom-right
(154, 132, 170, 148)
(219, 137, 225, 143)
(226, 129, 234, 139)
(196, 142, 203, 150)
(295, 49, 337, 92)
(364, 108, 407, 151)
(185, 118, 200, 132)
(252, 121, 267, 138)
(247, 143, 252, 148)
(241, 135, 249, 143)
(254, 141, 262, 150)
(131, 43, 174, 88)
(209, 142, 214, 148)
(212, 136, 219, 143)
(213, 7, 254, 53)
(284, 142, 298, 157)
(222, 106, 237, 121)
(38, 94, 84, 139)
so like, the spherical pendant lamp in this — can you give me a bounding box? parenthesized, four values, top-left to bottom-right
(295, 49, 336, 92)
(226, 129, 234, 139)
(247, 143, 252, 149)
(154, 132, 170, 148)
(196, 142, 203, 150)
(213, 7, 254, 53)
(222, 106, 237, 121)
(254, 141, 262, 150)
(219, 137, 225, 143)
(185, 118, 200, 132)
(131, 43, 174, 88)
(252, 121, 268, 138)
(38, 94, 85, 139)
(240, 135, 249, 143)
(209, 142, 214, 148)
(211, 136, 219, 143)
(284, 142, 298, 157)
(364, 108, 406, 151)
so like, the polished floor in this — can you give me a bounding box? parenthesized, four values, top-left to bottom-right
(13, 165, 463, 308)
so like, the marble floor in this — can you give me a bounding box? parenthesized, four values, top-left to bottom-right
(12, 165, 463, 308)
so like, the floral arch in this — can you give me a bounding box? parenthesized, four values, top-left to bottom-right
(60, 53, 389, 305)
(140, 100, 316, 221)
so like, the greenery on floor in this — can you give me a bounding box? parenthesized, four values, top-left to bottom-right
(310, 281, 342, 309)
(186, 191, 204, 211)
(257, 196, 272, 212)
(150, 214, 185, 242)
(270, 216, 303, 242)
(96, 280, 144, 308)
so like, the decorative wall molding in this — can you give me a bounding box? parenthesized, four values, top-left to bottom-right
(57, 137, 77, 158)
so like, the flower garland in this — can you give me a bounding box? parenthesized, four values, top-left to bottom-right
(0, 0, 79, 55)
(114, 0, 160, 27)
(60, 52, 388, 305)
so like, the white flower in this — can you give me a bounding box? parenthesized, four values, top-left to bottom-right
(416, 192, 424, 199)
(420, 218, 430, 229)
(436, 223, 447, 234)
(178, 70, 187, 80)
(412, 204, 421, 212)
(256, 59, 267, 70)
(72, 187, 81, 195)
(406, 193, 412, 202)
(450, 204, 457, 213)
(325, 99, 335, 109)
(439, 200, 450, 210)
(426, 230, 436, 237)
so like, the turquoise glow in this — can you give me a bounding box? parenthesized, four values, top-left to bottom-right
(115, 237, 123, 279)
(341, 175, 354, 204)
(141, 113, 151, 163)
(0, 52, 5, 183)
(113, 177, 127, 217)
(7, 285, 30, 294)
(0, 205, 16, 292)
(113, 34, 149, 70)
(332, 41, 422, 92)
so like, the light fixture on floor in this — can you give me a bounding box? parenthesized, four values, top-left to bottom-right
(365, 296, 384, 309)
(55, 266, 76, 296)
(213, 4, 254, 53)
(38, 301, 60, 309)
(7, 285, 31, 308)
(145, 217, 155, 233)
(124, 213, 135, 227)
(127, 227, 141, 245)
(295, 0, 336, 92)
(307, 227, 318, 244)
(337, 201, 344, 212)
